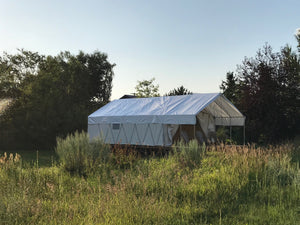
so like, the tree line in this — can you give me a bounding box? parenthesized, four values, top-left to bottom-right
(221, 37, 300, 143)
(134, 77, 192, 97)
(0, 50, 114, 150)
(0, 33, 299, 150)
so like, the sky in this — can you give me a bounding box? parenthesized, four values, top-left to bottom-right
(0, 0, 299, 100)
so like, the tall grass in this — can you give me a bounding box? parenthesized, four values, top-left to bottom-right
(0, 137, 299, 224)
(173, 139, 206, 168)
(55, 131, 111, 175)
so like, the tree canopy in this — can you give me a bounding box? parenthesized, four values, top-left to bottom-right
(135, 78, 160, 97)
(166, 85, 192, 96)
(0, 49, 115, 150)
(220, 42, 300, 143)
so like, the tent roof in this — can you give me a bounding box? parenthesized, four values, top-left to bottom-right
(88, 93, 245, 125)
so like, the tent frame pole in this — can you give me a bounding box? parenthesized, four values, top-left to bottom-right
(194, 124, 196, 140)
(243, 125, 245, 145)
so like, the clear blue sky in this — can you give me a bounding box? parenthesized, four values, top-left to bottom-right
(1, 0, 299, 99)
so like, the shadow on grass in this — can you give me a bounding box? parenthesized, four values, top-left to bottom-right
(0, 149, 58, 167)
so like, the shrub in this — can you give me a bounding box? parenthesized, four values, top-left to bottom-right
(55, 131, 111, 175)
(173, 140, 205, 168)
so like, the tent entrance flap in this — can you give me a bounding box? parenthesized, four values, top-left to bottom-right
(172, 119, 213, 144)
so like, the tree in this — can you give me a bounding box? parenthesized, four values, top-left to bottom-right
(277, 45, 300, 138)
(220, 42, 300, 143)
(237, 44, 282, 142)
(220, 72, 240, 105)
(296, 28, 300, 52)
(135, 78, 160, 97)
(166, 85, 192, 96)
(0, 50, 115, 150)
(0, 49, 45, 98)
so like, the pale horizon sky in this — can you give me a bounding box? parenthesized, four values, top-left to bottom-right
(1, 0, 299, 100)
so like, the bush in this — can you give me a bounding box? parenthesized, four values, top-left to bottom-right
(173, 139, 205, 168)
(55, 131, 111, 175)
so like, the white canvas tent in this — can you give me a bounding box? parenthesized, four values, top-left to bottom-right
(88, 93, 245, 146)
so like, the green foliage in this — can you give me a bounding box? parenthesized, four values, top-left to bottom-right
(220, 72, 240, 105)
(221, 42, 300, 143)
(56, 131, 111, 175)
(215, 126, 243, 144)
(135, 77, 160, 97)
(296, 28, 300, 52)
(166, 85, 192, 96)
(0, 49, 45, 98)
(0, 143, 299, 224)
(216, 126, 228, 142)
(0, 49, 115, 150)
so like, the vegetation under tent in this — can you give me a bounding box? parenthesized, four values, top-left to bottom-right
(88, 93, 245, 146)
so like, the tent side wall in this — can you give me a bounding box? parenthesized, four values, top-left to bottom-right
(215, 117, 245, 126)
(88, 123, 166, 146)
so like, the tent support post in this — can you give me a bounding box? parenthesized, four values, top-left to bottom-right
(230, 126, 232, 140)
(194, 124, 196, 140)
(243, 125, 245, 145)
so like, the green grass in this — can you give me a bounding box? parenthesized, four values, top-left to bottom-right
(0, 137, 299, 224)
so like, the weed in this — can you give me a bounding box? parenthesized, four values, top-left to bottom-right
(111, 144, 139, 169)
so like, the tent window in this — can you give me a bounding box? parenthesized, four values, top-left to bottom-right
(112, 123, 120, 130)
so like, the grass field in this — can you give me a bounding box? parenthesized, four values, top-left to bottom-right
(0, 135, 299, 224)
